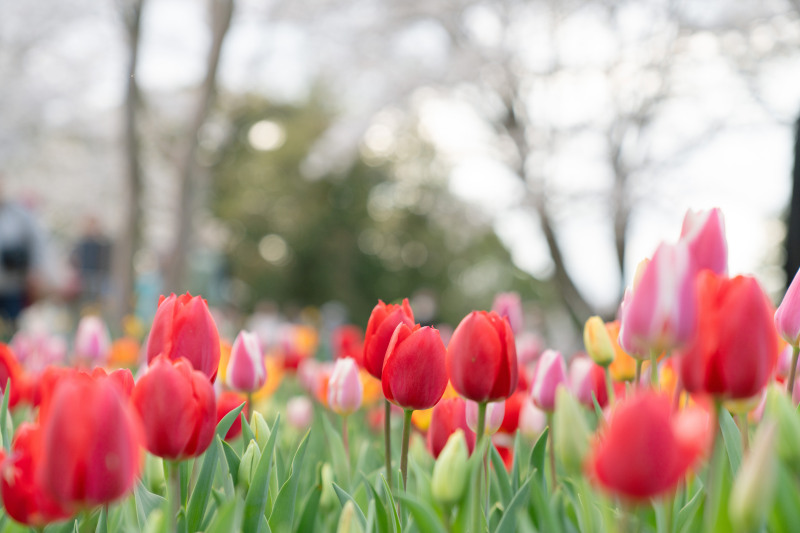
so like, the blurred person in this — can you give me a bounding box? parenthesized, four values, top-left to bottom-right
(70, 215, 112, 311)
(0, 181, 54, 332)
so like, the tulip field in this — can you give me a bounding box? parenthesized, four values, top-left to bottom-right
(2, 207, 800, 533)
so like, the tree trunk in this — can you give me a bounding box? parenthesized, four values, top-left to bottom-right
(785, 114, 800, 288)
(164, 0, 234, 292)
(112, 0, 145, 326)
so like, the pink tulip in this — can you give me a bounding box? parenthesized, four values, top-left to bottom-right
(679, 208, 727, 275)
(775, 267, 800, 347)
(618, 242, 697, 357)
(226, 331, 267, 392)
(74, 316, 111, 364)
(776, 345, 796, 380)
(466, 400, 505, 436)
(519, 400, 547, 439)
(287, 396, 313, 429)
(492, 292, 523, 335)
(530, 350, 568, 412)
(327, 357, 363, 416)
(569, 356, 608, 409)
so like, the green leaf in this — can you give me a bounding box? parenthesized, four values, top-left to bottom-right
(361, 476, 391, 533)
(333, 482, 367, 529)
(216, 402, 246, 440)
(95, 505, 107, 533)
(452, 439, 489, 533)
(495, 477, 532, 533)
(241, 412, 256, 444)
(381, 475, 402, 533)
(134, 481, 167, 531)
(590, 391, 604, 422)
(490, 442, 513, 506)
(269, 430, 311, 531)
(1, 378, 10, 450)
(365, 500, 377, 533)
(205, 498, 243, 533)
(676, 484, 704, 533)
(395, 494, 447, 533)
(530, 427, 550, 489)
(243, 414, 280, 533)
(186, 436, 223, 532)
(510, 431, 523, 494)
(322, 413, 351, 489)
(221, 439, 241, 484)
(719, 409, 742, 476)
(295, 480, 322, 533)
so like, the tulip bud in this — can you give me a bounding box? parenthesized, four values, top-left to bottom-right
(252, 411, 271, 451)
(679, 207, 728, 276)
(729, 421, 777, 532)
(320, 464, 336, 508)
(431, 430, 469, 506)
(287, 396, 313, 429)
(569, 357, 608, 409)
(765, 385, 800, 468)
(554, 387, 590, 474)
(142, 509, 167, 533)
(427, 397, 475, 459)
(226, 330, 267, 392)
(74, 315, 111, 364)
(583, 316, 615, 367)
(146, 293, 221, 381)
(382, 325, 448, 411)
(466, 400, 505, 436)
(618, 242, 697, 357)
(337, 501, 364, 533)
(239, 440, 262, 492)
(531, 350, 567, 412)
(327, 357, 363, 416)
(776, 267, 800, 347)
(144, 454, 166, 495)
(519, 400, 547, 440)
(491, 292, 523, 334)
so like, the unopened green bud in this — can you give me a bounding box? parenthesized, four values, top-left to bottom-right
(584, 316, 615, 367)
(554, 386, 590, 474)
(252, 411, 271, 451)
(431, 430, 469, 505)
(143, 509, 167, 533)
(729, 421, 777, 532)
(144, 454, 166, 494)
(238, 440, 262, 492)
(765, 385, 800, 468)
(336, 501, 364, 533)
(321, 463, 337, 508)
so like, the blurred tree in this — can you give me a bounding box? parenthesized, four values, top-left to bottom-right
(211, 95, 552, 325)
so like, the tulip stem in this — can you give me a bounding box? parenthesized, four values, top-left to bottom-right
(604, 367, 615, 406)
(788, 345, 800, 397)
(649, 351, 659, 388)
(247, 392, 253, 421)
(400, 409, 413, 491)
(703, 400, 724, 531)
(635, 359, 642, 388)
(546, 412, 556, 488)
(474, 402, 487, 533)
(384, 399, 392, 489)
(342, 415, 350, 458)
(168, 460, 182, 533)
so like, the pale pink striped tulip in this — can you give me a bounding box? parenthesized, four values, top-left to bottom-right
(226, 330, 267, 392)
(327, 357, 363, 416)
(775, 267, 800, 347)
(466, 400, 505, 436)
(74, 316, 111, 364)
(679, 208, 728, 275)
(530, 350, 567, 412)
(618, 242, 697, 357)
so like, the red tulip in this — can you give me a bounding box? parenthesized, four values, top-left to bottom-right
(146, 293, 221, 382)
(382, 324, 447, 411)
(332, 325, 364, 366)
(587, 391, 709, 500)
(0, 423, 70, 526)
(427, 397, 475, 458)
(569, 357, 608, 409)
(39, 372, 143, 508)
(131, 355, 217, 460)
(446, 311, 518, 403)
(680, 271, 779, 399)
(216, 391, 248, 441)
(0, 344, 28, 408)
(90, 367, 135, 399)
(363, 299, 414, 379)
(498, 390, 527, 434)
